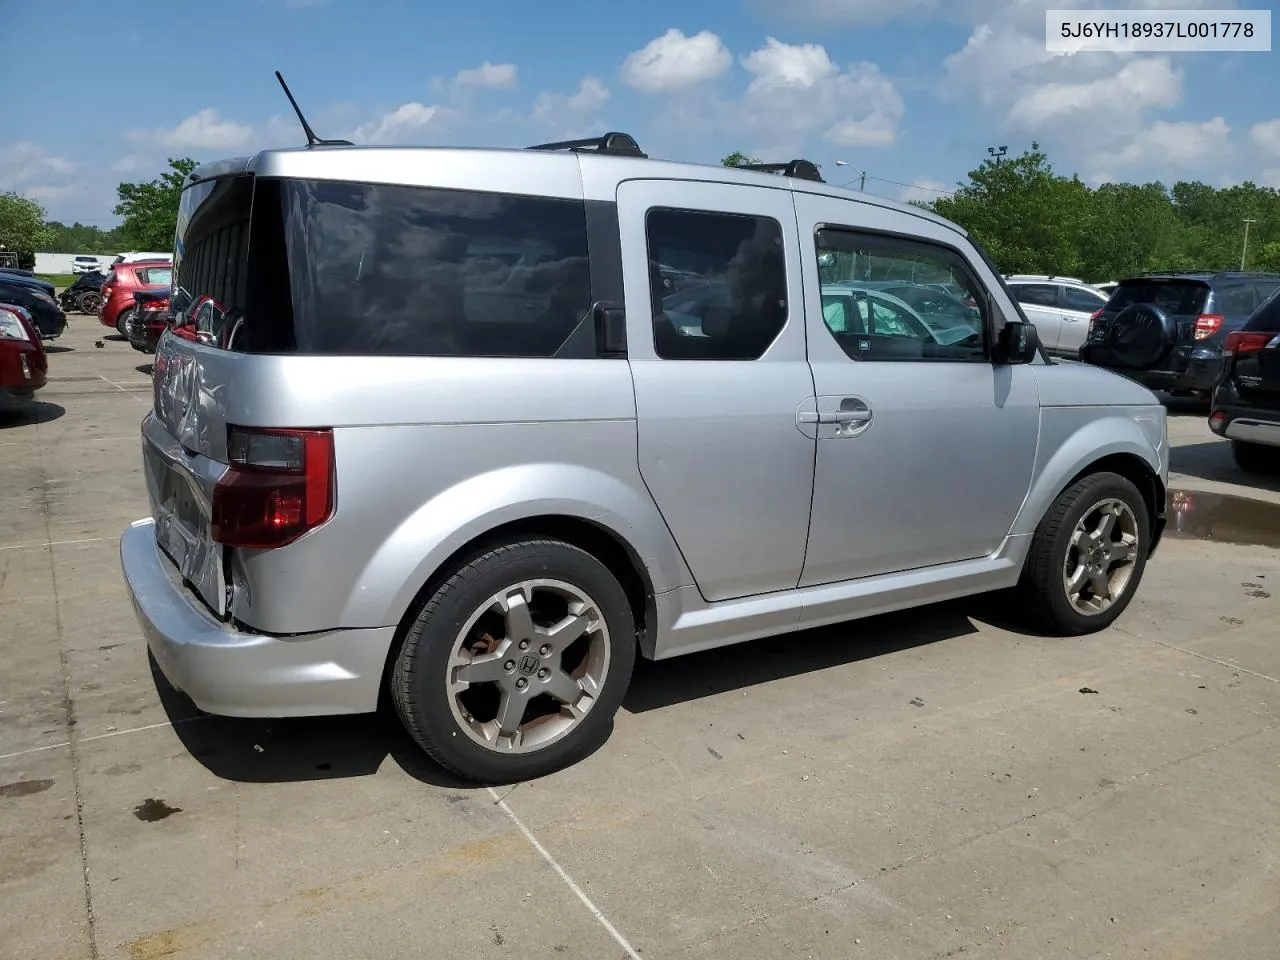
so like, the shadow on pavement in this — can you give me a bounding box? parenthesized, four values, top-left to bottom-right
(152, 597, 1016, 790)
(43, 345, 75, 354)
(0, 401, 66, 428)
(135, 363, 154, 376)
(1171, 441, 1280, 493)
(625, 598, 995, 713)
(151, 653, 478, 790)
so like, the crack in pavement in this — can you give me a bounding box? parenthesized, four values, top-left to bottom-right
(35, 413, 100, 960)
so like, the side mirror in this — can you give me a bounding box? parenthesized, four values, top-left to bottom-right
(995, 320, 1039, 364)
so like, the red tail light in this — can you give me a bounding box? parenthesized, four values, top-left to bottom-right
(1193, 313, 1224, 340)
(1088, 308, 1104, 337)
(211, 427, 335, 549)
(1223, 330, 1276, 355)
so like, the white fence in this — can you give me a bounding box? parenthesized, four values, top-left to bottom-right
(35, 252, 110, 274)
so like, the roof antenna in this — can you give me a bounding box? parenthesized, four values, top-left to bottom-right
(274, 71, 353, 148)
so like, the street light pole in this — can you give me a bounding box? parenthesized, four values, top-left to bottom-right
(987, 145, 1008, 166)
(1241, 218, 1257, 270)
(833, 159, 866, 190)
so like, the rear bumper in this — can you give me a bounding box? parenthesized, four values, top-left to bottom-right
(1211, 406, 1280, 448)
(120, 518, 394, 718)
(1079, 345, 1222, 394)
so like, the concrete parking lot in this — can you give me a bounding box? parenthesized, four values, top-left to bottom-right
(3, 316, 1279, 960)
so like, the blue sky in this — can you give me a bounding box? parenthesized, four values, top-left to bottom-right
(3, 0, 1278, 227)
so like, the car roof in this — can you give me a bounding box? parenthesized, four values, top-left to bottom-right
(1005, 275, 1095, 286)
(188, 143, 967, 238)
(1119, 271, 1280, 284)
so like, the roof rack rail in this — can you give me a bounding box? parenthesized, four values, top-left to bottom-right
(526, 132, 647, 158)
(740, 160, 825, 183)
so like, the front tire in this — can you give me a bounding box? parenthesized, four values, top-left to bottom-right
(1018, 472, 1149, 635)
(391, 539, 636, 783)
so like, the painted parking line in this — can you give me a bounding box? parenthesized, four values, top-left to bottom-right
(0, 716, 207, 763)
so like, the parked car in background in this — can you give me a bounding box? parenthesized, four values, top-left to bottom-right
(125, 289, 172, 353)
(120, 138, 1169, 784)
(72, 255, 105, 274)
(1079, 271, 1280, 398)
(99, 260, 173, 337)
(0, 304, 48, 408)
(1005, 275, 1111, 359)
(0, 268, 57, 299)
(0, 276, 66, 340)
(58, 270, 108, 314)
(1095, 281, 1119, 297)
(1208, 288, 1280, 473)
(112, 252, 172, 266)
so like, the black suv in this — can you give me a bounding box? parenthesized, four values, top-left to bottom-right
(1208, 289, 1280, 472)
(1079, 272, 1280, 398)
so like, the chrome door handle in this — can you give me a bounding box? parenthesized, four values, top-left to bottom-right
(822, 409, 872, 424)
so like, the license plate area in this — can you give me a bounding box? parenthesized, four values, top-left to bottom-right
(141, 417, 228, 618)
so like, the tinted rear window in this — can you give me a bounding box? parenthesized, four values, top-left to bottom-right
(173, 174, 593, 357)
(1106, 280, 1208, 316)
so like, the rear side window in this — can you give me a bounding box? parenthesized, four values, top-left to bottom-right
(1216, 284, 1257, 317)
(173, 176, 594, 357)
(1011, 284, 1059, 308)
(1062, 286, 1107, 312)
(645, 208, 788, 361)
(137, 266, 172, 287)
(1106, 280, 1208, 316)
(1243, 287, 1280, 331)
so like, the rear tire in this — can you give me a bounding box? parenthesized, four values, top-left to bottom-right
(1018, 471, 1150, 636)
(1232, 440, 1280, 474)
(390, 538, 636, 783)
(115, 308, 133, 338)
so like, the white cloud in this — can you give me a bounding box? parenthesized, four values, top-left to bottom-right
(1007, 57, 1181, 128)
(0, 142, 76, 189)
(352, 103, 448, 144)
(1251, 119, 1280, 158)
(110, 154, 153, 175)
(454, 61, 518, 90)
(532, 76, 610, 122)
(768, 0, 1237, 27)
(897, 179, 951, 204)
(621, 29, 732, 92)
(129, 108, 253, 151)
(737, 38, 904, 152)
(23, 183, 83, 201)
(1111, 116, 1231, 169)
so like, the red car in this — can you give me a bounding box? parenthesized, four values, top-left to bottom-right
(0, 304, 48, 407)
(99, 259, 173, 337)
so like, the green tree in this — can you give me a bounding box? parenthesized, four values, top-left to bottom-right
(0, 191, 54, 267)
(40, 221, 128, 254)
(930, 143, 1090, 276)
(114, 157, 197, 250)
(721, 151, 763, 168)
(1254, 241, 1280, 273)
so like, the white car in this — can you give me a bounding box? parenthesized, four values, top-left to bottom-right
(1005, 275, 1110, 359)
(71, 255, 104, 274)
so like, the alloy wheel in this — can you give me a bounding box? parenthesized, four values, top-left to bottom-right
(445, 579, 610, 754)
(1062, 497, 1141, 616)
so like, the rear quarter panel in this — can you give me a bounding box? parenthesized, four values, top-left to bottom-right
(213, 355, 693, 634)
